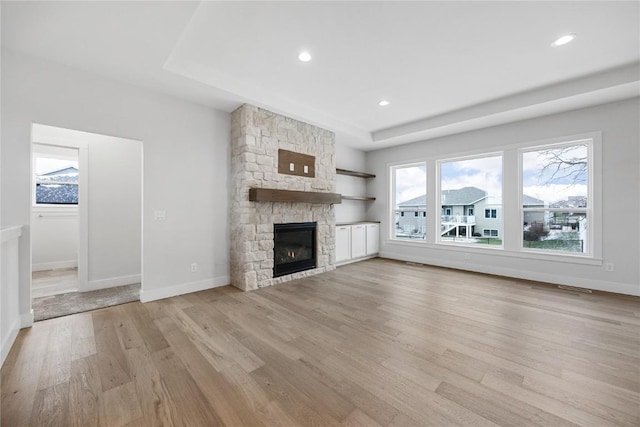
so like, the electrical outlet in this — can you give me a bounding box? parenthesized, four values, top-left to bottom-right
(464, 253, 470, 260)
(289, 162, 295, 171)
(605, 263, 614, 272)
(190, 262, 198, 273)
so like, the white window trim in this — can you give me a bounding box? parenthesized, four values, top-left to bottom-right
(436, 152, 504, 248)
(389, 161, 428, 242)
(386, 131, 602, 265)
(518, 137, 597, 258)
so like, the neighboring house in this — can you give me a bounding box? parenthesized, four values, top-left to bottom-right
(522, 194, 547, 228)
(396, 194, 427, 235)
(35, 166, 79, 204)
(397, 186, 502, 239)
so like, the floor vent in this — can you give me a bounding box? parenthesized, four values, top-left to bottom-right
(558, 285, 592, 293)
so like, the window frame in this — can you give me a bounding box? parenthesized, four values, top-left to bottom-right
(437, 152, 504, 249)
(32, 153, 79, 207)
(389, 161, 428, 242)
(519, 139, 594, 257)
(386, 132, 602, 264)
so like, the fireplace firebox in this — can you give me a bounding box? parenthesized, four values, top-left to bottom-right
(273, 222, 317, 278)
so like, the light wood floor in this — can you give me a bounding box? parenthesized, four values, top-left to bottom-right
(2, 258, 639, 426)
(32, 268, 79, 298)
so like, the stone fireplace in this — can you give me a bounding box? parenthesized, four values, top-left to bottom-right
(230, 104, 336, 291)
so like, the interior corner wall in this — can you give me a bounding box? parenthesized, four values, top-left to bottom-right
(1, 49, 231, 315)
(334, 141, 369, 223)
(365, 97, 640, 296)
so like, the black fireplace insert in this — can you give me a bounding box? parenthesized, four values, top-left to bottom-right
(273, 222, 317, 277)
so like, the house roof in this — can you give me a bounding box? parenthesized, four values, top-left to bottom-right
(38, 166, 78, 177)
(399, 187, 487, 207)
(441, 187, 487, 206)
(398, 194, 427, 208)
(522, 194, 545, 206)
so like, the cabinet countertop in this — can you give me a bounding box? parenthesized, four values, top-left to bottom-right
(336, 221, 380, 226)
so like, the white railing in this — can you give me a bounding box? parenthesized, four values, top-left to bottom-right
(441, 215, 475, 225)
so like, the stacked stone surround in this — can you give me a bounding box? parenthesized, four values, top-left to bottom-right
(230, 104, 336, 291)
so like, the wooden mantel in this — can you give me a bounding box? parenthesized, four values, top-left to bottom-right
(249, 188, 342, 204)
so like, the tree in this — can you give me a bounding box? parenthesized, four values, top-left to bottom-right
(537, 144, 587, 186)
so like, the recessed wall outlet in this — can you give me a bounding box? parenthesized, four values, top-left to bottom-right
(605, 263, 614, 272)
(191, 262, 198, 273)
(289, 162, 295, 171)
(154, 210, 166, 221)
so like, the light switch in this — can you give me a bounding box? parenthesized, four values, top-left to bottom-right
(289, 163, 295, 171)
(154, 210, 166, 221)
(304, 165, 309, 174)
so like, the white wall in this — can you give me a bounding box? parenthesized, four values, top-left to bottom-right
(1, 49, 231, 324)
(334, 142, 370, 223)
(366, 98, 640, 296)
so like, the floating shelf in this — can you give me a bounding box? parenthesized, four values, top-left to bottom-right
(336, 168, 376, 179)
(341, 196, 376, 201)
(249, 188, 342, 204)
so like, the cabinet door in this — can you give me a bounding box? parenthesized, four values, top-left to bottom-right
(335, 226, 351, 263)
(366, 223, 379, 255)
(351, 225, 366, 258)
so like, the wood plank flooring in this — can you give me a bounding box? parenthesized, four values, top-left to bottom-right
(2, 258, 639, 426)
(32, 268, 79, 298)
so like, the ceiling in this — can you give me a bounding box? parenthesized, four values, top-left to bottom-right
(2, 1, 639, 151)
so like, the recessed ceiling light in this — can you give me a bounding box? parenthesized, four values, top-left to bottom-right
(551, 33, 576, 47)
(298, 51, 312, 62)
(378, 100, 390, 107)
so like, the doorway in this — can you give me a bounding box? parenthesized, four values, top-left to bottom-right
(30, 123, 143, 321)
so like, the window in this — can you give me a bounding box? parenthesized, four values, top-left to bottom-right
(440, 155, 502, 246)
(392, 163, 427, 240)
(484, 209, 497, 218)
(522, 141, 590, 254)
(483, 229, 499, 237)
(34, 156, 78, 205)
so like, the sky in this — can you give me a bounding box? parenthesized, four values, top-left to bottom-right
(35, 158, 78, 175)
(395, 164, 427, 205)
(522, 145, 588, 204)
(395, 145, 588, 207)
(441, 156, 502, 199)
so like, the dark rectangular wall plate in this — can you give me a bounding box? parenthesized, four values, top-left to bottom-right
(278, 149, 315, 178)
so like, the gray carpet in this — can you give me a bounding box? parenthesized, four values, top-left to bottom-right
(33, 283, 141, 321)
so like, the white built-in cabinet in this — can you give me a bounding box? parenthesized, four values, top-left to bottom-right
(335, 225, 352, 263)
(366, 223, 380, 255)
(335, 222, 379, 265)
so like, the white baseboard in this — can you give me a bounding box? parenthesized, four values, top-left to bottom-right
(1, 317, 21, 367)
(140, 276, 230, 303)
(81, 274, 141, 292)
(21, 310, 34, 328)
(32, 260, 77, 272)
(379, 251, 640, 297)
(336, 254, 377, 267)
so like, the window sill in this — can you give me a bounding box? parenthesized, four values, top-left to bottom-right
(385, 239, 602, 266)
